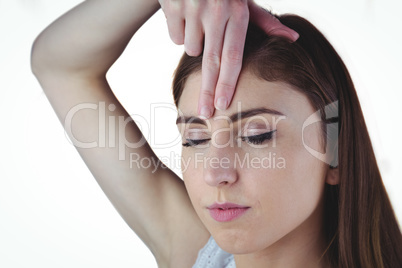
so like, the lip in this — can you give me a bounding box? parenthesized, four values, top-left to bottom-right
(207, 202, 250, 222)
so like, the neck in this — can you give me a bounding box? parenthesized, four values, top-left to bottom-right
(234, 201, 329, 268)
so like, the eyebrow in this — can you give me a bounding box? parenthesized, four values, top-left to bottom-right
(176, 107, 284, 125)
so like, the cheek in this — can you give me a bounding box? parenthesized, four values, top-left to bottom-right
(254, 167, 324, 215)
(181, 151, 204, 203)
(268, 135, 326, 211)
(245, 139, 326, 229)
(226, 163, 322, 252)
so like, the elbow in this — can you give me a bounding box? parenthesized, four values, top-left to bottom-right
(31, 35, 48, 78)
(31, 33, 59, 79)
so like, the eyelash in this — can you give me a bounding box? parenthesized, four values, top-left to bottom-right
(182, 138, 210, 147)
(241, 130, 276, 145)
(182, 130, 276, 147)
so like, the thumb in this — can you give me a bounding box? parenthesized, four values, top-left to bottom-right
(248, 1, 299, 42)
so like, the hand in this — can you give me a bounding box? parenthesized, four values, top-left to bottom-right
(159, 0, 299, 118)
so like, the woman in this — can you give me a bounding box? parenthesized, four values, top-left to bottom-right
(31, 0, 402, 267)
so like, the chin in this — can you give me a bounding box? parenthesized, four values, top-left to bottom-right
(211, 229, 269, 255)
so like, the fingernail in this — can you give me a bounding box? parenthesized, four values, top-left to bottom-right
(199, 106, 212, 119)
(271, 29, 299, 42)
(215, 97, 227, 111)
(290, 30, 299, 41)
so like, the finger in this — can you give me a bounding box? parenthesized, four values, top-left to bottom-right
(184, 18, 204, 56)
(214, 8, 249, 111)
(198, 18, 227, 119)
(166, 16, 185, 45)
(248, 1, 299, 42)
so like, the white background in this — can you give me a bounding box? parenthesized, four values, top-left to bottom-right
(1, 0, 401, 267)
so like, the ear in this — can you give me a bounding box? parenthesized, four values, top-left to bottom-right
(325, 166, 339, 185)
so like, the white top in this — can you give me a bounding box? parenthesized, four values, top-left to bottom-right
(192, 236, 236, 268)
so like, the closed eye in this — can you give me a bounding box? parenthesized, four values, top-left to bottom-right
(182, 130, 276, 147)
(241, 130, 276, 145)
(182, 138, 211, 147)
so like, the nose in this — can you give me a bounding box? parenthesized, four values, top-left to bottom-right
(203, 144, 239, 187)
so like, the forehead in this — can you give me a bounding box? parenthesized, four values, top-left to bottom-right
(178, 71, 315, 124)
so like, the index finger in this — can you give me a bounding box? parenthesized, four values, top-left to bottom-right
(214, 10, 249, 111)
(198, 19, 227, 119)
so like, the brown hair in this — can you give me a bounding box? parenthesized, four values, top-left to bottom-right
(172, 15, 402, 268)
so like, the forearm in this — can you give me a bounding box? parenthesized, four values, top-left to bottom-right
(31, 0, 160, 78)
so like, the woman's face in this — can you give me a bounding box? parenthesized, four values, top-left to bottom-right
(177, 71, 331, 255)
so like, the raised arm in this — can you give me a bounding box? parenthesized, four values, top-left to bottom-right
(31, 0, 209, 266)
